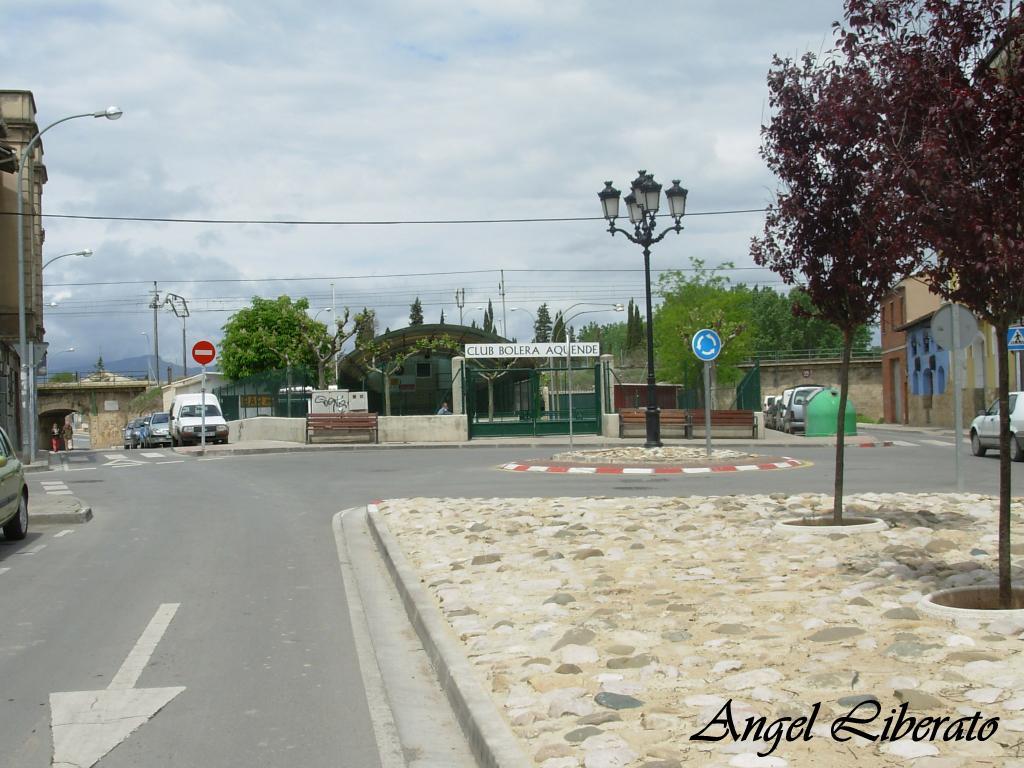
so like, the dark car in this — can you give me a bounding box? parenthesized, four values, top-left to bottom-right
(123, 418, 146, 449)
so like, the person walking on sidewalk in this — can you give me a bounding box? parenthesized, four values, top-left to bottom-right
(51, 422, 62, 452)
(62, 420, 74, 451)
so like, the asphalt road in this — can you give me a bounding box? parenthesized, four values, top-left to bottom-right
(0, 432, 1018, 767)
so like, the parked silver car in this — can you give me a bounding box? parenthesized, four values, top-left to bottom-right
(144, 411, 172, 448)
(783, 385, 825, 434)
(770, 389, 794, 431)
(970, 392, 1024, 461)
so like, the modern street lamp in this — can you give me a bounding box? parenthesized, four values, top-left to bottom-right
(599, 171, 688, 447)
(562, 303, 624, 453)
(313, 307, 333, 323)
(16, 106, 122, 457)
(509, 306, 536, 340)
(42, 248, 93, 271)
(140, 331, 153, 381)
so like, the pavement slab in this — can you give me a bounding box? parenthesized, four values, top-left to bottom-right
(376, 492, 1024, 767)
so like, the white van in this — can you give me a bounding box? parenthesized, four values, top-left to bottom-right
(169, 393, 229, 446)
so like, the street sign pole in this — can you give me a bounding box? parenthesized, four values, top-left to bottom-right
(951, 305, 963, 491)
(200, 365, 207, 455)
(703, 361, 712, 457)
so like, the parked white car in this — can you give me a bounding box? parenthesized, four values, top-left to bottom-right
(970, 391, 1023, 461)
(169, 393, 229, 446)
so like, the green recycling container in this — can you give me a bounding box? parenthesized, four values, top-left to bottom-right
(804, 388, 857, 436)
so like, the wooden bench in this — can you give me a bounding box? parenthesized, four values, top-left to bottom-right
(619, 408, 691, 438)
(686, 409, 757, 439)
(306, 412, 379, 443)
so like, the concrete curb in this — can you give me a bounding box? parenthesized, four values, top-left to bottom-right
(33, 505, 93, 524)
(366, 504, 531, 768)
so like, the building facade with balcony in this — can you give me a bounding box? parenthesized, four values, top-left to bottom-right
(0, 91, 48, 444)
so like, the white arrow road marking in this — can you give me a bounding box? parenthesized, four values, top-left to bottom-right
(50, 603, 184, 768)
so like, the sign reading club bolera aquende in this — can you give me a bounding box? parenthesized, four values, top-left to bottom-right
(464, 342, 600, 359)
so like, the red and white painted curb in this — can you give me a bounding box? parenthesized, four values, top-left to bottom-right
(500, 458, 805, 475)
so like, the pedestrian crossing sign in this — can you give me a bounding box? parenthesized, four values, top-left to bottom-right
(1009, 326, 1024, 352)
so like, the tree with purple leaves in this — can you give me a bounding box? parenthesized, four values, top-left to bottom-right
(840, 0, 1023, 607)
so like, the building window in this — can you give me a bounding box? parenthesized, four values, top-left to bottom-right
(416, 362, 432, 378)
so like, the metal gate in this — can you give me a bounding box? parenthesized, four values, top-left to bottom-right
(465, 364, 602, 438)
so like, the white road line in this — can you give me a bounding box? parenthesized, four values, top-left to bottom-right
(891, 440, 918, 447)
(108, 603, 181, 690)
(0, 567, 9, 575)
(40, 481, 66, 487)
(922, 439, 954, 447)
(104, 454, 124, 460)
(54, 530, 74, 538)
(156, 460, 185, 465)
(141, 452, 164, 458)
(21, 543, 46, 555)
(48, 490, 74, 496)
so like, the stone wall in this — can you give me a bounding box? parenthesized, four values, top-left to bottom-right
(37, 380, 149, 449)
(752, 358, 883, 421)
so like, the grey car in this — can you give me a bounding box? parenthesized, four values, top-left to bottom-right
(783, 385, 825, 434)
(145, 411, 172, 448)
(123, 418, 146, 449)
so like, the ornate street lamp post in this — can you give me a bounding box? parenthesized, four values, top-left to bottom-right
(598, 171, 687, 448)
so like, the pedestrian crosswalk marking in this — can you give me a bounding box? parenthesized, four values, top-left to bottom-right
(891, 440, 918, 447)
(141, 452, 164, 458)
(922, 439, 953, 447)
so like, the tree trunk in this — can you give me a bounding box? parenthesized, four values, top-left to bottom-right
(996, 324, 1012, 608)
(383, 371, 392, 416)
(487, 380, 495, 420)
(317, 361, 327, 390)
(833, 328, 853, 523)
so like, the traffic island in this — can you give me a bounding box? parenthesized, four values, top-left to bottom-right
(372, 492, 1024, 767)
(501, 446, 808, 475)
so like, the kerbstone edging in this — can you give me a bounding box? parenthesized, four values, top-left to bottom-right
(366, 504, 532, 768)
(33, 505, 93, 524)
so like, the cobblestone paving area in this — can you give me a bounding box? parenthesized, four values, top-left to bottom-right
(552, 447, 756, 465)
(379, 493, 1024, 768)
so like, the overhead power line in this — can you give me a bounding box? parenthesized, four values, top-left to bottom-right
(44, 264, 775, 288)
(1, 207, 767, 226)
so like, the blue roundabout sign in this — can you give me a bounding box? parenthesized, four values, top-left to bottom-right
(691, 328, 722, 361)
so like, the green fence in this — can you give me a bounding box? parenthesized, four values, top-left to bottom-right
(735, 360, 761, 411)
(214, 367, 317, 421)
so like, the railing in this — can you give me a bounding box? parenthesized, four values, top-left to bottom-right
(39, 370, 152, 383)
(742, 348, 882, 364)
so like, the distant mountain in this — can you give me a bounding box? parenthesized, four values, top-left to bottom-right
(46, 354, 218, 382)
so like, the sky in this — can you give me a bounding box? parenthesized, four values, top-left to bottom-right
(3, 0, 853, 372)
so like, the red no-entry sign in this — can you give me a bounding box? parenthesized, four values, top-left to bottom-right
(191, 340, 216, 366)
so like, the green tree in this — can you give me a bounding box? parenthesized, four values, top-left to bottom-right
(551, 311, 565, 345)
(355, 308, 377, 346)
(534, 304, 553, 342)
(221, 296, 324, 381)
(483, 300, 495, 334)
(439, 309, 446, 324)
(48, 371, 76, 383)
(94, 355, 105, 374)
(409, 297, 424, 326)
(654, 259, 750, 389)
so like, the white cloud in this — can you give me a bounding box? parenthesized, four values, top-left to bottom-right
(3, 0, 850, 364)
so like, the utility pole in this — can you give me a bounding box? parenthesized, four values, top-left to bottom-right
(498, 270, 507, 338)
(150, 281, 160, 384)
(164, 293, 190, 380)
(331, 282, 338, 386)
(454, 288, 465, 325)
